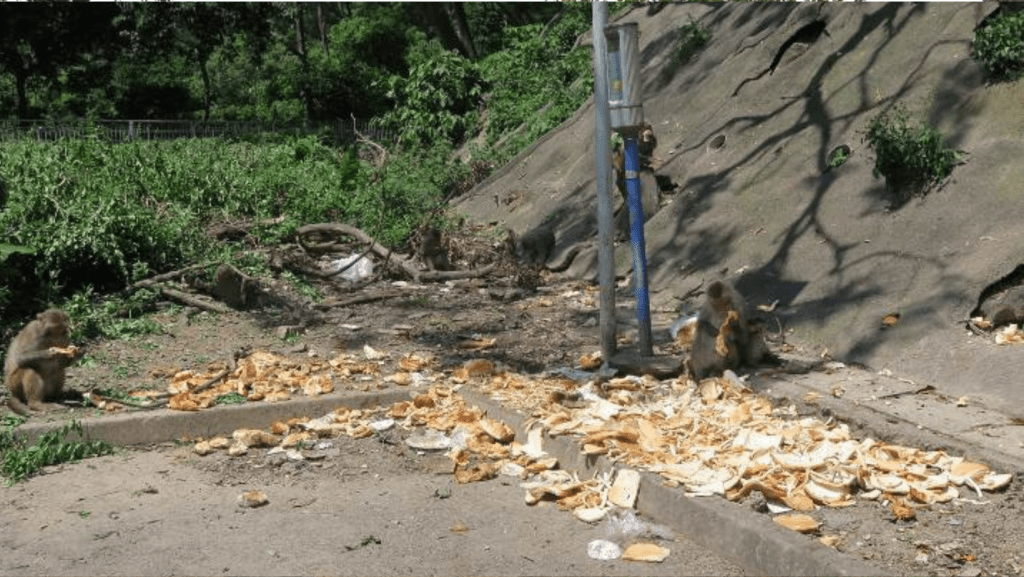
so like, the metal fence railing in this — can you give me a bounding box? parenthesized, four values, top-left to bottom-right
(0, 118, 397, 147)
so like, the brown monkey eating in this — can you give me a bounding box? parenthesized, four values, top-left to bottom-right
(4, 309, 81, 416)
(688, 280, 776, 380)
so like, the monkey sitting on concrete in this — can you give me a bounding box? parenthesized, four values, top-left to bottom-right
(688, 280, 776, 380)
(4, 309, 81, 416)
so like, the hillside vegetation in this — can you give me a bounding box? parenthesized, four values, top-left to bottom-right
(0, 3, 619, 335)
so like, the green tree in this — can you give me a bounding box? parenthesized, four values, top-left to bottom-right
(0, 4, 120, 119)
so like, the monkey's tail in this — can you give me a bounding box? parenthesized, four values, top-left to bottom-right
(6, 396, 34, 417)
(546, 243, 588, 273)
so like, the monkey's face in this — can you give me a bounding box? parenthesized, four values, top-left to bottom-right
(38, 311, 71, 347)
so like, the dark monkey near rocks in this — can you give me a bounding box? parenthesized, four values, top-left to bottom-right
(4, 309, 81, 416)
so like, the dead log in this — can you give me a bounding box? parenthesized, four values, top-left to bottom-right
(313, 290, 404, 310)
(130, 262, 214, 290)
(295, 223, 496, 282)
(159, 287, 235, 314)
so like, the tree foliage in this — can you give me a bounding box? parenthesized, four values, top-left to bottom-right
(0, 3, 597, 326)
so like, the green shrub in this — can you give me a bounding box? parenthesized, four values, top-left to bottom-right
(864, 104, 960, 201)
(674, 20, 711, 66)
(973, 10, 1024, 82)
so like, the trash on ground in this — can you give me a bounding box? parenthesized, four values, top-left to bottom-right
(237, 490, 268, 508)
(587, 539, 622, 561)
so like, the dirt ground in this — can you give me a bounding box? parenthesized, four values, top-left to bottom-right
(3, 268, 1022, 576)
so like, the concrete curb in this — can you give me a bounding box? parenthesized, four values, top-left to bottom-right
(458, 388, 888, 577)
(755, 375, 1024, 479)
(11, 389, 413, 447)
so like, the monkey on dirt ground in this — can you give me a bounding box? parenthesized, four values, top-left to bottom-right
(4, 309, 81, 416)
(688, 280, 777, 380)
(505, 227, 586, 274)
(419, 225, 452, 271)
(511, 226, 555, 268)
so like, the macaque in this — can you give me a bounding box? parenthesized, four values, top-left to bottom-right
(612, 122, 658, 177)
(638, 122, 658, 164)
(419, 226, 452, 271)
(511, 227, 555, 268)
(688, 280, 774, 380)
(4, 309, 80, 416)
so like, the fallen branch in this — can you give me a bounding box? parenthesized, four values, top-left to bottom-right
(313, 290, 404, 311)
(90, 348, 251, 410)
(417, 264, 497, 281)
(130, 262, 215, 290)
(296, 223, 496, 282)
(159, 287, 235, 314)
(296, 223, 423, 279)
(208, 215, 288, 241)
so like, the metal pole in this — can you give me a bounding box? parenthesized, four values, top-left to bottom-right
(593, 3, 617, 360)
(623, 134, 653, 355)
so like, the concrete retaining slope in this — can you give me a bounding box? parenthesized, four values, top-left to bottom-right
(455, 2, 1024, 419)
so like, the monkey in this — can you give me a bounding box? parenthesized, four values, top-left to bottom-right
(505, 227, 555, 268)
(189, 264, 264, 309)
(638, 122, 658, 164)
(688, 280, 777, 380)
(505, 227, 586, 274)
(611, 123, 661, 241)
(4, 309, 81, 416)
(419, 226, 452, 271)
(611, 122, 658, 178)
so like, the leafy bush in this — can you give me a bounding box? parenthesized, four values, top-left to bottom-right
(973, 10, 1024, 82)
(864, 104, 960, 201)
(376, 30, 483, 146)
(674, 20, 711, 66)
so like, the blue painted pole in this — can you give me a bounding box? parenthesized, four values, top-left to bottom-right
(623, 135, 653, 356)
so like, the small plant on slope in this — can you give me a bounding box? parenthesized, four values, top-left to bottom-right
(864, 104, 960, 203)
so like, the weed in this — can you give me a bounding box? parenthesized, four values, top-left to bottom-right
(214, 392, 247, 405)
(408, 296, 431, 307)
(863, 103, 960, 202)
(279, 270, 321, 301)
(1, 420, 114, 484)
(63, 288, 162, 341)
(827, 146, 850, 169)
(973, 10, 1024, 82)
(674, 20, 711, 67)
